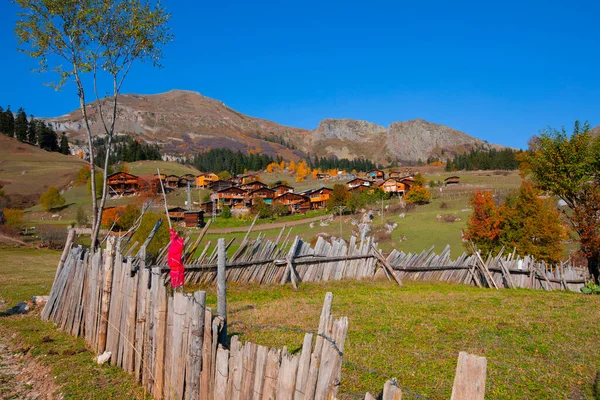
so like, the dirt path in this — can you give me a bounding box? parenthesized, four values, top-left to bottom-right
(207, 214, 330, 234)
(0, 299, 61, 400)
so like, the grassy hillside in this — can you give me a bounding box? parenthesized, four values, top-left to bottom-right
(127, 159, 199, 177)
(0, 136, 86, 196)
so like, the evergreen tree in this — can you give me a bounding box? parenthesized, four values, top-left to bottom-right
(60, 133, 70, 154)
(27, 116, 38, 144)
(0, 106, 6, 135)
(38, 122, 58, 151)
(4, 106, 15, 137)
(14, 107, 28, 142)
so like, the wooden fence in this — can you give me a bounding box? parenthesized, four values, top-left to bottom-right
(387, 245, 587, 291)
(42, 232, 490, 399)
(42, 237, 351, 400)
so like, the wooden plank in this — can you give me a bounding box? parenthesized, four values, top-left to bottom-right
(294, 333, 313, 400)
(276, 353, 299, 399)
(371, 244, 404, 286)
(214, 345, 229, 400)
(186, 291, 206, 400)
(261, 348, 280, 400)
(240, 342, 257, 400)
(200, 309, 214, 400)
(217, 238, 227, 342)
(252, 345, 268, 400)
(153, 278, 168, 399)
(450, 352, 487, 400)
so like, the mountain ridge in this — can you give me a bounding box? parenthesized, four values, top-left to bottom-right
(46, 89, 501, 164)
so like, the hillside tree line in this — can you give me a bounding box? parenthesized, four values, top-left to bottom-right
(0, 105, 69, 154)
(306, 154, 379, 172)
(93, 135, 161, 167)
(445, 148, 521, 171)
(190, 148, 275, 175)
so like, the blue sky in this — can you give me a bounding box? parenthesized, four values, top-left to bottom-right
(1, 0, 598, 149)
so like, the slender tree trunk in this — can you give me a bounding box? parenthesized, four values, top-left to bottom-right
(588, 253, 600, 284)
(74, 73, 100, 249)
(91, 76, 120, 247)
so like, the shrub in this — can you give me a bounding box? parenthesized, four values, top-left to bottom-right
(440, 201, 448, 209)
(221, 205, 232, 219)
(439, 214, 459, 223)
(37, 225, 69, 250)
(3, 208, 24, 228)
(39, 186, 66, 211)
(86, 172, 104, 199)
(76, 166, 91, 185)
(405, 186, 431, 205)
(252, 198, 273, 219)
(75, 206, 88, 226)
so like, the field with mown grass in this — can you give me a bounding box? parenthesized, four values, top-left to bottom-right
(0, 247, 150, 399)
(190, 279, 600, 400)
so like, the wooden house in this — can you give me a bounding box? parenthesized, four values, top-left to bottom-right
(215, 186, 247, 209)
(237, 173, 260, 185)
(196, 173, 219, 188)
(167, 206, 186, 221)
(247, 187, 276, 204)
(444, 176, 460, 185)
(106, 172, 142, 196)
(316, 173, 330, 180)
(272, 184, 295, 197)
(239, 180, 268, 192)
(305, 187, 333, 209)
(273, 192, 310, 214)
(367, 169, 385, 180)
(165, 175, 180, 189)
(346, 178, 370, 189)
(348, 184, 370, 193)
(180, 174, 196, 187)
(398, 177, 415, 190)
(184, 210, 205, 228)
(209, 180, 233, 192)
(200, 201, 214, 214)
(380, 178, 406, 194)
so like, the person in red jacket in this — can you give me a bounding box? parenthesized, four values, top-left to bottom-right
(168, 228, 185, 290)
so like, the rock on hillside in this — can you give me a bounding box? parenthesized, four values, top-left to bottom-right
(310, 117, 486, 163)
(591, 125, 600, 137)
(385, 119, 484, 162)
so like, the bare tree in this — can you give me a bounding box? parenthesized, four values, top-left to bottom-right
(14, 0, 172, 248)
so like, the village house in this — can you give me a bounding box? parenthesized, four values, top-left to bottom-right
(208, 179, 233, 192)
(196, 172, 219, 188)
(167, 206, 186, 221)
(106, 172, 143, 197)
(214, 186, 248, 209)
(379, 178, 407, 194)
(444, 176, 460, 185)
(398, 177, 415, 190)
(234, 173, 260, 185)
(184, 210, 205, 228)
(316, 173, 330, 180)
(367, 169, 385, 180)
(165, 175, 180, 189)
(200, 200, 215, 215)
(271, 184, 295, 196)
(247, 187, 276, 205)
(304, 187, 333, 209)
(346, 178, 370, 189)
(180, 174, 196, 187)
(273, 192, 310, 214)
(239, 180, 268, 192)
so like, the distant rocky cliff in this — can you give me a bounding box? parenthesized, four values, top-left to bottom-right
(46, 89, 499, 164)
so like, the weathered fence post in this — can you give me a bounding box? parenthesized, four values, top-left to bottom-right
(97, 235, 115, 353)
(54, 227, 76, 284)
(217, 238, 227, 342)
(450, 352, 487, 400)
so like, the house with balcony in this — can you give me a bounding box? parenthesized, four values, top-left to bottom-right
(273, 192, 310, 214)
(379, 178, 407, 194)
(239, 180, 268, 192)
(247, 187, 276, 205)
(214, 186, 248, 209)
(106, 172, 143, 197)
(346, 178, 370, 190)
(303, 187, 333, 209)
(196, 172, 219, 188)
(272, 184, 295, 196)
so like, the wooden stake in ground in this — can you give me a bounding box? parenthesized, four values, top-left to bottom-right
(451, 352, 487, 400)
(217, 238, 227, 342)
(156, 168, 172, 229)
